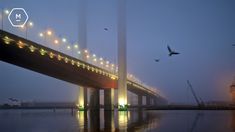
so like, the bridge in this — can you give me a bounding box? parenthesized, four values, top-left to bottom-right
(0, 30, 166, 110)
(0, 2, 166, 110)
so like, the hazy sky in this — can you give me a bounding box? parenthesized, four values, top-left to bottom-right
(0, 0, 235, 104)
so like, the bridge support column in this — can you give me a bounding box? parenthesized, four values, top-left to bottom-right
(146, 96, 151, 106)
(153, 98, 158, 105)
(89, 88, 100, 110)
(77, 86, 87, 111)
(138, 94, 143, 107)
(104, 89, 114, 111)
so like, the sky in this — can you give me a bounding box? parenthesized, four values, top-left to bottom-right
(0, 0, 235, 104)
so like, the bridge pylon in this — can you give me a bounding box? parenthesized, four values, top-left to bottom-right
(117, 0, 128, 111)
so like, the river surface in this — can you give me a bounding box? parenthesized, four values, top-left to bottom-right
(0, 109, 235, 132)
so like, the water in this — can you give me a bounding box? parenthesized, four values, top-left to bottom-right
(0, 109, 235, 132)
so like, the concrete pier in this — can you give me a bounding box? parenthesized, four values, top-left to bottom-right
(89, 88, 100, 110)
(104, 89, 114, 110)
(146, 96, 151, 106)
(138, 94, 143, 107)
(78, 87, 87, 110)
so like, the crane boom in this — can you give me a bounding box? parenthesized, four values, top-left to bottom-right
(187, 80, 201, 106)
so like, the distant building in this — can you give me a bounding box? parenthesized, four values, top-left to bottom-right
(230, 77, 235, 103)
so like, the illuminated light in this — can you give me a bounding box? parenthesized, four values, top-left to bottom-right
(77, 62, 80, 67)
(39, 33, 44, 37)
(87, 66, 90, 70)
(77, 51, 81, 55)
(82, 64, 86, 69)
(49, 52, 55, 58)
(105, 64, 109, 68)
(86, 55, 90, 59)
(91, 67, 95, 72)
(84, 49, 88, 53)
(29, 45, 36, 52)
(4, 36, 9, 40)
(99, 70, 102, 74)
(47, 30, 52, 36)
(40, 49, 47, 55)
(74, 44, 78, 49)
(28, 21, 33, 27)
(17, 41, 25, 49)
(111, 64, 114, 67)
(100, 61, 104, 65)
(92, 54, 96, 57)
(99, 58, 103, 61)
(118, 98, 128, 111)
(4, 41, 10, 44)
(106, 61, 109, 64)
(54, 39, 59, 44)
(4, 10, 9, 14)
(93, 58, 97, 62)
(64, 57, 69, 63)
(67, 45, 71, 50)
(71, 60, 75, 65)
(3, 36, 11, 44)
(111, 76, 116, 80)
(58, 54, 62, 61)
(62, 38, 67, 43)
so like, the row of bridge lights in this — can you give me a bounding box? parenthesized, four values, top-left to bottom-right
(2, 36, 118, 81)
(37, 29, 117, 72)
(1, 8, 157, 93)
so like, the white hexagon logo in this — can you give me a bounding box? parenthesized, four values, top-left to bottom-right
(8, 8, 29, 27)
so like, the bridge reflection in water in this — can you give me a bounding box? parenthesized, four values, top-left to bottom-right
(1, 110, 235, 131)
(76, 110, 160, 131)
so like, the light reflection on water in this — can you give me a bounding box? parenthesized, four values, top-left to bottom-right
(0, 109, 235, 132)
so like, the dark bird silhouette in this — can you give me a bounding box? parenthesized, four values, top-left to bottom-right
(8, 98, 18, 102)
(154, 59, 160, 62)
(104, 28, 108, 31)
(232, 44, 235, 46)
(167, 45, 180, 56)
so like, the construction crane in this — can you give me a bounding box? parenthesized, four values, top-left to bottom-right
(187, 80, 204, 107)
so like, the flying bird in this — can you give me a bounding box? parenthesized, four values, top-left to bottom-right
(232, 44, 235, 46)
(104, 28, 108, 31)
(154, 59, 160, 62)
(167, 45, 180, 56)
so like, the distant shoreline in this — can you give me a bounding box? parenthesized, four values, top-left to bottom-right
(1, 105, 235, 111)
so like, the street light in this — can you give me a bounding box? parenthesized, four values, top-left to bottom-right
(67, 45, 71, 50)
(39, 32, 44, 37)
(47, 30, 52, 36)
(25, 21, 33, 39)
(1, 9, 9, 30)
(62, 38, 67, 43)
(54, 39, 59, 44)
(38, 29, 53, 47)
(74, 44, 79, 49)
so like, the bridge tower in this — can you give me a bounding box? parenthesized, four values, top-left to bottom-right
(77, 0, 88, 110)
(117, 0, 128, 110)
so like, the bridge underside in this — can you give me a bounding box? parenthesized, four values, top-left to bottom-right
(0, 31, 117, 89)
